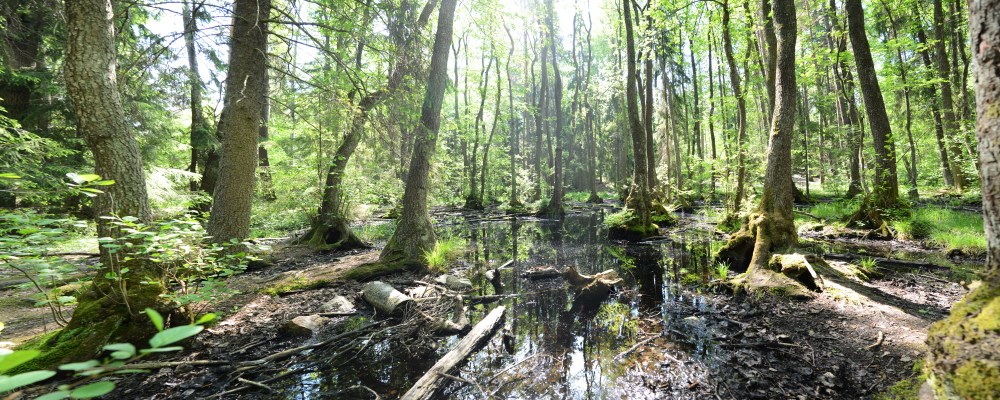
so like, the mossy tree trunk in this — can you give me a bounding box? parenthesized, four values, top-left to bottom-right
(925, 0, 1000, 396)
(57, 0, 164, 363)
(379, 0, 457, 268)
(932, 0, 969, 192)
(612, 0, 654, 239)
(716, 0, 796, 278)
(206, 0, 270, 244)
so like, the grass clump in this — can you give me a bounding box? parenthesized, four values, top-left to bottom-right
(423, 237, 467, 273)
(875, 360, 926, 400)
(604, 210, 635, 229)
(806, 200, 856, 222)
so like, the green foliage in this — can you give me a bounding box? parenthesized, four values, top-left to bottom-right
(714, 262, 731, 280)
(895, 207, 986, 255)
(423, 237, 467, 273)
(604, 210, 635, 229)
(893, 216, 934, 240)
(0, 309, 212, 398)
(103, 215, 262, 318)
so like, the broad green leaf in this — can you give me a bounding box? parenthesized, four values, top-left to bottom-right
(145, 308, 164, 331)
(0, 173, 21, 179)
(102, 343, 136, 360)
(0, 350, 39, 373)
(148, 325, 202, 348)
(69, 381, 115, 398)
(35, 390, 71, 400)
(58, 360, 100, 371)
(195, 313, 217, 325)
(0, 370, 56, 392)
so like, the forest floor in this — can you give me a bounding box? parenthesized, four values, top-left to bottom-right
(0, 207, 979, 399)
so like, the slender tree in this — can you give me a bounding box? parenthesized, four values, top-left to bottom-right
(541, 0, 565, 217)
(933, 0, 968, 191)
(378, 0, 458, 267)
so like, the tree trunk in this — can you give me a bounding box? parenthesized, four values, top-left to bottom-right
(722, 1, 748, 213)
(379, 0, 457, 267)
(717, 0, 796, 283)
(541, 0, 565, 217)
(506, 26, 521, 209)
(845, 0, 901, 224)
(480, 53, 502, 206)
(881, 4, 919, 201)
(57, 0, 161, 363)
(916, 27, 955, 188)
(206, 0, 270, 244)
(610, 0, 654, 240)
(925, 0, 1000, 396)
(933, 0, 969, 191)
(257, 73, 277, 202)
(182, 0, 209, 193)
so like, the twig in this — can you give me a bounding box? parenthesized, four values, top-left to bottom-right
(237, 377, 274, 392)
(866, 331, 885, 351)
(614, 333, 662, 361)
(439, 372, 489, 399)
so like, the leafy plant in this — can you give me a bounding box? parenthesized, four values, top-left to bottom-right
(714, 262, 731, 280)
(0, 309, 212, 399)
(858, 257, 878, 274)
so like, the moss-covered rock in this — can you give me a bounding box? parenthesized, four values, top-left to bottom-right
(605, 209, 658, 241)
(925, 283, 1000, 399)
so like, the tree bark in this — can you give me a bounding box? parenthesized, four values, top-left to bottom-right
(379, 0, 457, 267)
(59, 0, 162, 362)
(257, 72, 277, 202)
(925, 0, 1000, 396)
(206, 0, 270, 244)
(916, 27, 955, 188)
(183, 0, 209, 193)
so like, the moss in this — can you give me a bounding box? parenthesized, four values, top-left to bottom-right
(342, 261, 410, 281)
(926, 284, 1000, 399)
(261, 276, 332, 296)
(606, 209, 658, 241)
(952, 360, 1000, 400)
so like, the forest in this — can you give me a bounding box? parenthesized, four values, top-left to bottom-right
(0, 0, 999, 398)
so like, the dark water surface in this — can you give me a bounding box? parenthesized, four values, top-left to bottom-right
(277, 209, 729, 399)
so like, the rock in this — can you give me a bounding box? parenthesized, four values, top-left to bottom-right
(279, 314, 330, 337)
(435, 275, 473, 292)
(321, 295, 355, 313)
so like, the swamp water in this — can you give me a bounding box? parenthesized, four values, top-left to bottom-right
(277, 209, 729, 399)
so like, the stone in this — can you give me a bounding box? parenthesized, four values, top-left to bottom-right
(435, 274, 473, 292)
(321, 295, 355, 313)
(279, 314, 330, 337)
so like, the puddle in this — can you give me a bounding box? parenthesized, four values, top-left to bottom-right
(275, 209, 726, 399)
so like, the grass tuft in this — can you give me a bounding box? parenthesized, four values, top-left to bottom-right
(423, 237, 467, 273)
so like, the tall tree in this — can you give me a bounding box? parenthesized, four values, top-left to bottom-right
(845, 0, 901, 229)
(609, 0, 655, 239)
(182, 0, 209, 193)
(541, 0, 565, 217)
(378, 0, 458, 267)
(51, 0, 162, 363)
(716, 0, 797, 282)
(721, 0, 748, 213)
(925, 0, 1000, 396)
(933, 0, 968, 191)
(206, 0, 271, 244)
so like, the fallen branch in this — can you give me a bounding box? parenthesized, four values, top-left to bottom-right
(401, 306, 507, 400)
(824, 253, 950, 271)
(866, 331, 885, 351)
(614, 333, 663, 361)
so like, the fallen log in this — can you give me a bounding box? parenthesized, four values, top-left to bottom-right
(823, 253, 950, 271)
(362, 281, 415, 316)
(401, 306, 507, 400)
(522, 267, 561, 280)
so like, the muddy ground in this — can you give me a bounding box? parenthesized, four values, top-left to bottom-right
(1, 208, 976, 399)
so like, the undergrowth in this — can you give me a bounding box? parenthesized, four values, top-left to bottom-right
(423, 237, 467, 273)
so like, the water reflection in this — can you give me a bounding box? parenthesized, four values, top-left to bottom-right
(280, 210, 720, 399)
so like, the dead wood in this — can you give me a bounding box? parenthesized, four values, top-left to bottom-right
(362, 280, 416, 316)
(401, 306, 507, 400)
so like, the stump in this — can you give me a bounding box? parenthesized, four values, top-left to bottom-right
(362, 281, 415, 317)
